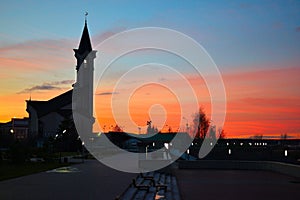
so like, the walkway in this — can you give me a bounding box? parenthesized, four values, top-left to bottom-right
(1, 160, 300, 200)
(0, 160, 136, 200)
(174, 169, 300, 200)
(117, 172, 180, 200)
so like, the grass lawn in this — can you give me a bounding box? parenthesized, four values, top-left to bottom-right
(0, 162, 69, 181)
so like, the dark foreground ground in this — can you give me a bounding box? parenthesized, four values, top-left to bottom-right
(174, 169, 300, 200)
(0, 160, 136, 200)
(0, 160, 300, 200)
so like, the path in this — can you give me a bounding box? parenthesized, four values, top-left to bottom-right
(0, 160, 136, 200)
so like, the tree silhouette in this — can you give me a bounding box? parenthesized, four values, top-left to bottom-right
(112, 124, 123, 132)
(146, 120, 158, 134)
(218, 127, 226, 139)
(55, 117, 81, 152)
(209, 125, 216, 140)
(281, 133, 288, 140)
(192, 107, 210, 138)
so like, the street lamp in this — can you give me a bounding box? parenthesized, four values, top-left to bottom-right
(164, 143, 169, 150)
(81, 141, 85, 162)
(284, 150, 288, 157)
(228, 149, 232, 155)
(11, 118, 15, 135)
(164, 143, 170, 159)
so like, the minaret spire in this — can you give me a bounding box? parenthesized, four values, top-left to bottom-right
(73, 16, 97, 135)
(73, 12, 93, 70)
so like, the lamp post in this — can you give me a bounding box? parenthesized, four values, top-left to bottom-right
(183, 117, 189, 133)
(55, 133, 62, 163)
(82, 141, 85, 163)
(10, 118, 15, 136)
(164, 143, 170, 159)
(145, 145, 149, 160)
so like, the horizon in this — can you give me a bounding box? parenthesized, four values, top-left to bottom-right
(97, 130, 300, 140)
(0, 1, 299, 139)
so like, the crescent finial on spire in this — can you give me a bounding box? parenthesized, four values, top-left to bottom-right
(85, 11, 88, 24)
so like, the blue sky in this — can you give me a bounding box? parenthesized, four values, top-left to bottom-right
(1, 0, 299, 70)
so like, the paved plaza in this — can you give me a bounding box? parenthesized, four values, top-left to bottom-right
(0, 160, 300, 200)
(0, 160, 136, 200)
(174, 169, 300, 200)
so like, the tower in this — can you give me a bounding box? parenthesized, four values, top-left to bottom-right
(73, 18, 96, 134)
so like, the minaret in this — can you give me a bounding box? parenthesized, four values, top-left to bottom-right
(73, 16, 96, 134)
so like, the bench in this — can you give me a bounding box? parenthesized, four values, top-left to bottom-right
(140, 173, 154, 180)
(149, 179, 168, 191)
(132, 179, 150, 191)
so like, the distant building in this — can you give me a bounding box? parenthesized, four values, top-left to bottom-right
(26, 19, 96, 139)
(0, 117, 29, 140)
(105, 131, 191, 150)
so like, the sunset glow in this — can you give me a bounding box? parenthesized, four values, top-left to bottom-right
(1, 1, 299, 139)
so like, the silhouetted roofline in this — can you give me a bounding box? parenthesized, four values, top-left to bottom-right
(27, 90, 72, 117)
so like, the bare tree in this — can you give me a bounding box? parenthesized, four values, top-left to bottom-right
(218, 127, 226, 139)
(281, 133, 288, 140)
(113, 124, 123, 132)
(192, 107, 210, 139)
(146, 120, 158, 134)
(209, 125, 216, 140)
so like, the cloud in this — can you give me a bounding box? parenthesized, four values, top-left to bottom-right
(50, 80, 75, 85)
(0, 26, 125, 75)
(18, 85, 60, 94)
(158, 77, 167, 82)
(17, 79, 74, 94)
(96, 91, 119, 96)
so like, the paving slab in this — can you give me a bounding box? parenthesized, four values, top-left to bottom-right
(174, 169, 300, 200)
(0, 160, 136, 200)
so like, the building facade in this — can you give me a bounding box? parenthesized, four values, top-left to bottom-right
(26, 20, 95, 140)
(0, 117, 29, 140)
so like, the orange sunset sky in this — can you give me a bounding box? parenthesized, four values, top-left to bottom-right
(0, 1, 299, 139)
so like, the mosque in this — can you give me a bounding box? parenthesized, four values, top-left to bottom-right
(26, 19, 95, 140)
